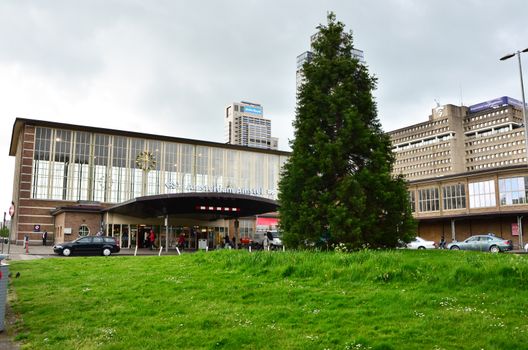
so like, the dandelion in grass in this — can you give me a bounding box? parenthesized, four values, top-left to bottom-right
(414, 311, 425, 318)
(101, 327, 116, 340)
(344, 342, 372, 349)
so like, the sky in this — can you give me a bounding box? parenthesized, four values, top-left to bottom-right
(1, 0, 528, 212)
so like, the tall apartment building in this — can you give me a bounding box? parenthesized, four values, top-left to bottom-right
(224, 101, 278, 150)
(296, 33, 365, 91)
(389, 96, 527, 181)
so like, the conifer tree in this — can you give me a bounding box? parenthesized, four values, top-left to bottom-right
(279, 13, 415, 249)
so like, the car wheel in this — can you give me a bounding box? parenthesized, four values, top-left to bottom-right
(489, 245, 500, 253)
(450, 245, 460, 250)
(63, 248, 71, 256)
(418, 246, 426, 250)
(102, 248, 112, 256)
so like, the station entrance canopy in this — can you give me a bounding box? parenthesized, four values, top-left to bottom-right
(104, 192, 279, 219)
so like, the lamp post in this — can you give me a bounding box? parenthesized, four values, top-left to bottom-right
(501, 48, 528, 250)
(500, 48, 528, 160)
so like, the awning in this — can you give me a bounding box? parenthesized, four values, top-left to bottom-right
(256, 217, 279, 226)
(104, 192, 279, 219)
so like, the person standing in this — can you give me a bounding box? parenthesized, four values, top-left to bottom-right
(122, 232, 128, 248)
(178, 233, 185, 250)
(263, 234, 270, 251)
(42, 231, 48, 246)
(149, 229, 156, 250)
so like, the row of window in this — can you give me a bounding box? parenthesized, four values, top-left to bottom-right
(393, 127, 451, 145)
(464, 116, 510, 131)
(240, 116, 270, 126)
(466, 131, 524, 148)
(403, 166, 452, 180)
(464, 108, 508, 123)
(410, 176, 528, 212)
(395, 150, 450, 165)
(395, 158, 451, 172)
(467, 150, 525, 163)
(471, 126, 512, 139)
(390, 118, 449, 138)
(468, 158, 527, 171)
(466, 142, 525, 156)
(394, 142, 451, 157)
(393, 134, 453, 152)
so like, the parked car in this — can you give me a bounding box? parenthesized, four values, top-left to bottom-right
(53, 236, 120, 256)
(406, 237, 436, 250)
(447, 234, 513, 253)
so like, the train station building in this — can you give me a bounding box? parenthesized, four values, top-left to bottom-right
(9, 118, 288, 249)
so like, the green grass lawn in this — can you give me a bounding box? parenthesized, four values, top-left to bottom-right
(7, 250, 528, 349)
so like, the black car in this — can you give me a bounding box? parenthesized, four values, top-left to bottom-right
(53, 236, 120, 256)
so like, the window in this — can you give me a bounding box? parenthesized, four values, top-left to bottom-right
(418, 187, 439, 212)
(77, 236, 92, 244)
(499, 176, 528, 205)
(468, 180, 496, 208)
(408, 191, 416, 212)
(32, 127, 52, 199)
(443, 184, 466, 210)
(79, 225, 90, 236)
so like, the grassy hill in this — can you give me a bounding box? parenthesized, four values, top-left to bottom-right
(7, 250, 528, 349)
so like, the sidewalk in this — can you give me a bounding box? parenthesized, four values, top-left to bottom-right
(0, 243, 192, 261)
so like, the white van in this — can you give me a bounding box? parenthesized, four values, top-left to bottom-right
(255, 230, 283, 249)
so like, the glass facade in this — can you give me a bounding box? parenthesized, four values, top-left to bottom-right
(418, 187, 439, 212)
(31, 126, 286, 203)
(442, 184, 466, 210)
(499, 176, 528, 205)
(468, 180, 496, 208)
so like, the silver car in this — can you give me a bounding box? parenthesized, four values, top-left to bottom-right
(406, 237, 436, 250)
(447, 234, 513, 253)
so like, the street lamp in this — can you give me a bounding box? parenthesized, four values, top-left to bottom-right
(500, 48, 528, 162)
(501, 48, 528, 251)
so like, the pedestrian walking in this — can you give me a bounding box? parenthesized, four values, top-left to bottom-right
(42, 231, 48, 246)
(263, 234, 270, 251)
(149, 229, 157, 250)
(439, 236, 446, 249)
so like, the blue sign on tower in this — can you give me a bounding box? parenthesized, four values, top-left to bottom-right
(242, 105, 263, 116)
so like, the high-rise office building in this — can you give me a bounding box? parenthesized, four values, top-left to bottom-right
(387, 96, 528, 247)
(224, 101, 278, 150)
(296, 33, 365, 92)
(388, 96, 527, 181)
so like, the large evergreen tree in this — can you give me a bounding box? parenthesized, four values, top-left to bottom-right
(279, 13, 415, 249)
